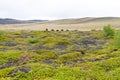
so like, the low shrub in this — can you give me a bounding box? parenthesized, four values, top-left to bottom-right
(103, 24, 115, 38)
(28, 37, 39, 44)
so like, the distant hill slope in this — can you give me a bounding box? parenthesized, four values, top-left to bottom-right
(0, 18, 47, 24)
(43, 17, 120, 24)
(0, 17, 120, 31)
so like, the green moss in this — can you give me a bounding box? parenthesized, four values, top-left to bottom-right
(42, 36, 69, 48)
(110, 68, 120, 79)
(0, 67, 15, 78)
(22, 63, 55, 80)
(0, 50, 23, 64)
(36, 50, 57, 60)
(0, 31, 10, 42)
(39, 50, 57, 58)
(0, 46, 7, 49)
(28, 50, 57, 63)
(53, 66, 83, 80)
(58, 52, 82, 62)
(95, 57, 120, 71)
(112, 31, 120, 48)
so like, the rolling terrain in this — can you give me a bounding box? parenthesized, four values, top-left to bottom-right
(42, 17, 120, 24)
(0, 17, 120, 31)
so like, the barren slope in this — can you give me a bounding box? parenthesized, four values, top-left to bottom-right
(0, 17, 120, 31)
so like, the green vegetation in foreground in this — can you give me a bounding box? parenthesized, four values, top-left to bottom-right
(0, 27, 120, 80)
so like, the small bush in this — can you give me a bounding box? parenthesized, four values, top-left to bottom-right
(103, 24, 115, 38)
(46, 28, 48, 31)
(56, 30, 59, 32)
(61, 29, 64, 31)
(51, 29, 54, 31)
(66, 29, 69, 31)
(28, 37, 39, 44)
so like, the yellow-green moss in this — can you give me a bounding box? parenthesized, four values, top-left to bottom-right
(0, 50, 23, 64)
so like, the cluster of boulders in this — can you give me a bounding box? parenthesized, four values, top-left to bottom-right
(45, 28, 69, 31)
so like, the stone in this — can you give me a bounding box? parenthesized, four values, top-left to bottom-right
(9, 67, 31, 76)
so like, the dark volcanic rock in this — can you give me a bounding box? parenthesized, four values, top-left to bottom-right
(0, 48, 8, 52)
(5, 42, 17, 46)
(27, 45, 53, 50)
(19, 67, 31, 73)
(0, 42, 17, 46)
(0, 59, 15, 69)
(73, 36, 106, 50)
(9, 67, 31, 76)
(54, 44, 67, 50)
(86, 57, 106, 62)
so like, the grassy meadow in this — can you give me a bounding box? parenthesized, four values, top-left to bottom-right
(0, 25, 120, 80)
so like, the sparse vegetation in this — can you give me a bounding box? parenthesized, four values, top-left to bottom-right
(0, 28, 120, 80)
